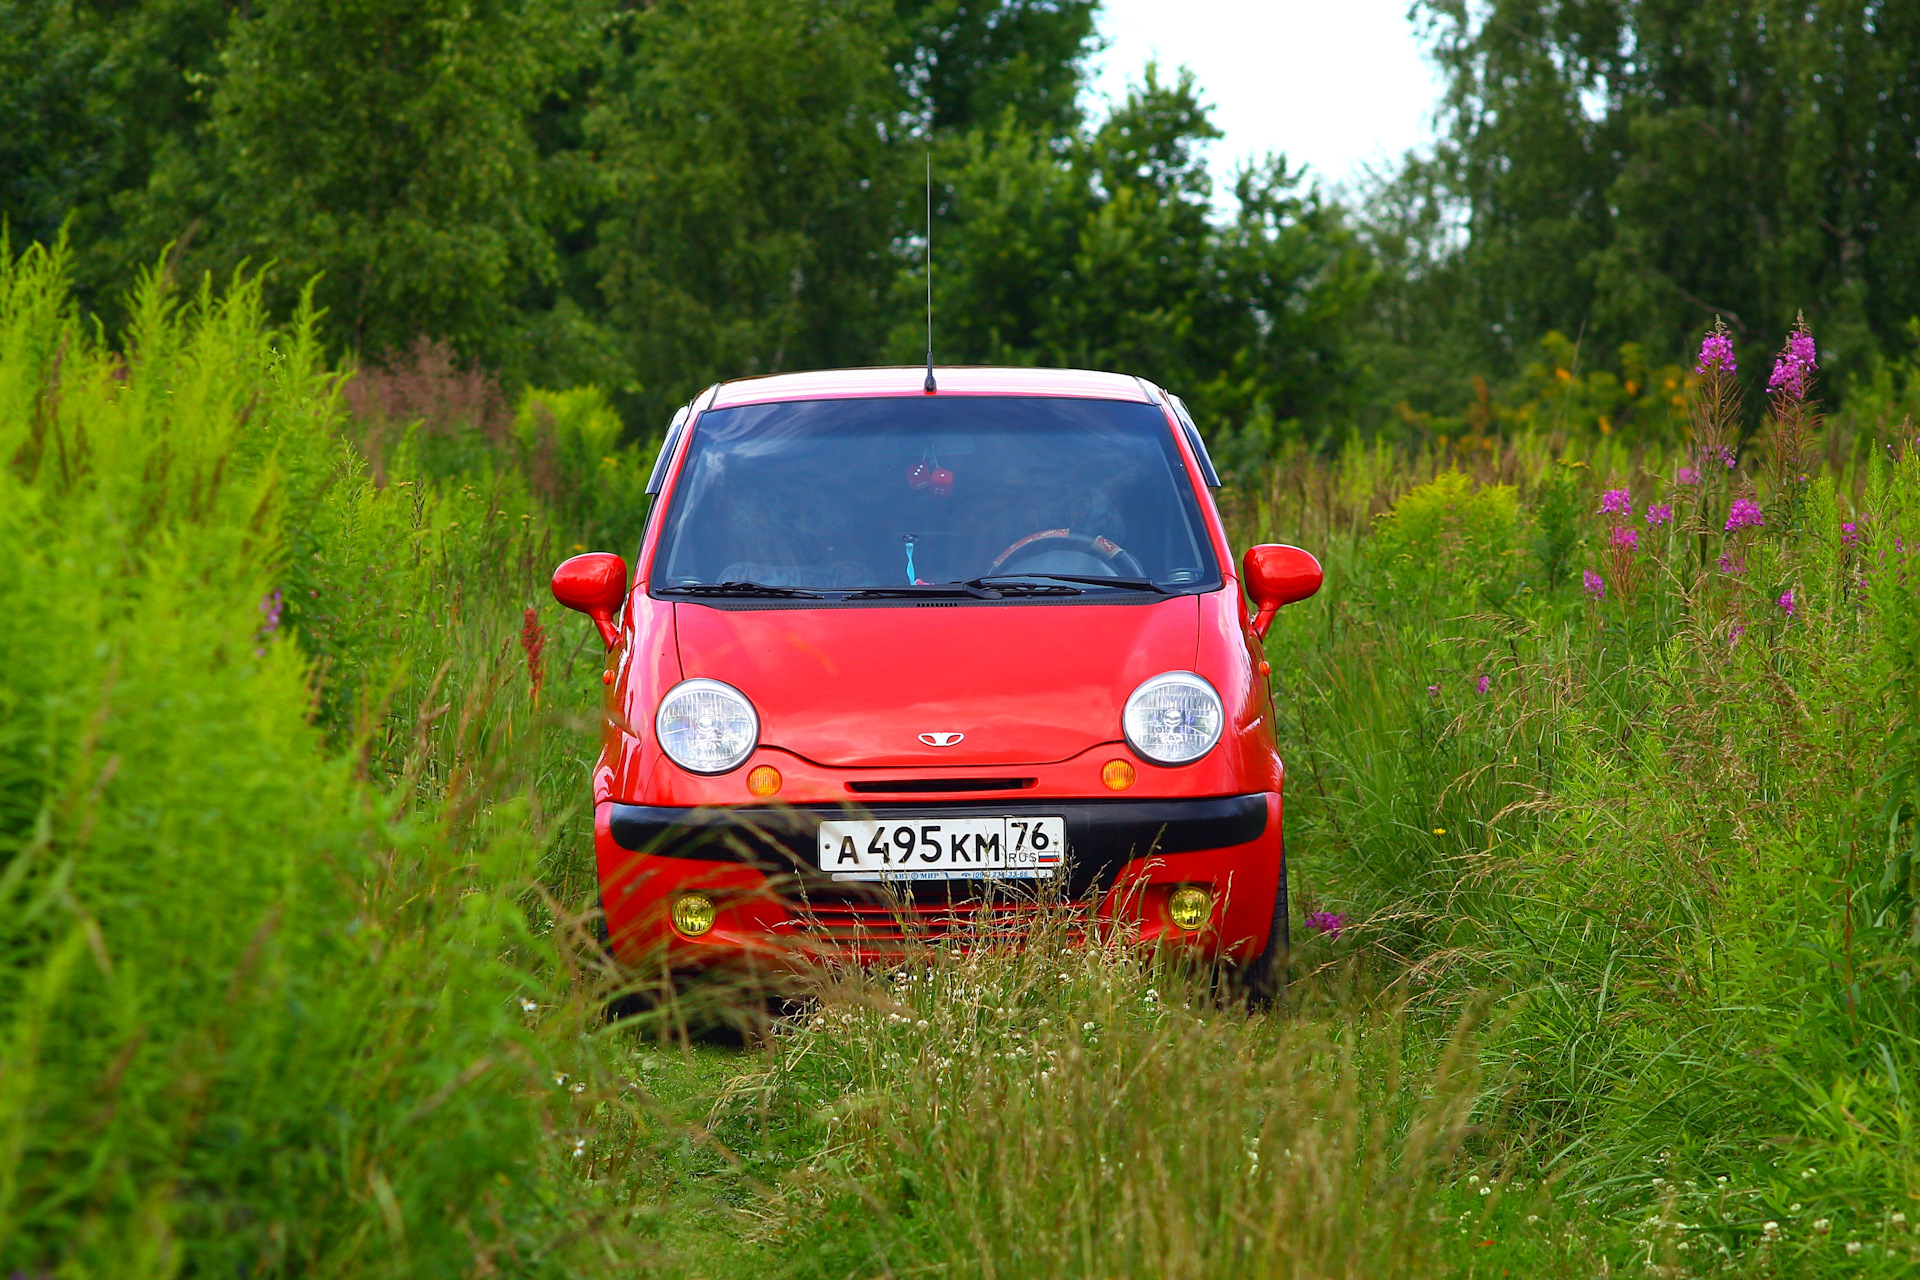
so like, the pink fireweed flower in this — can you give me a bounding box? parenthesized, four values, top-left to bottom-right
(1646, 503, 1673, 526)
(1303, 911, 1348, 940)
(1583, 569, 1606, 599)
(1730, 623, 1746, 645)
(1476, 674, 1491, 695)
(1725, 497, 1764, 532)
(1676, 466, 1701, 486)
(1610, 526, 1639, 550)
(1427, 684, 1440, 696)
(1778, 589, 1796, 618)
(1695, 328, 1737, 376)
(1768, 321, 1819, 398)
(1717, 553, 1745, 576)
(1841, 521, 1860, 548)
(1599, 488, 1633, 517)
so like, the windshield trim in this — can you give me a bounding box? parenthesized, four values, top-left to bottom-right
(643, 393, 1223, 600)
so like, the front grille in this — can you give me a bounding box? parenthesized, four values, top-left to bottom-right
(791, 897, 1084, 944)
(845, 777, 1037, 794)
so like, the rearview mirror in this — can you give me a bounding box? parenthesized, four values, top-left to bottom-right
(1242, 544, 1323, 639)
(551, 553, 629, 648)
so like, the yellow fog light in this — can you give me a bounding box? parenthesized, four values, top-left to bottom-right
(1168, 886, 1212, 932)
(1101, 758, 1136, 790)
(671, 892, 717, 937)
(747, 765, 782, 797)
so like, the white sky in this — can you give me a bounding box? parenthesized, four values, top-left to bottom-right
(1086, 0, 1447, 199)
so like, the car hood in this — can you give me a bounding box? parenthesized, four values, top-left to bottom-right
(672, 597, 1200, 768)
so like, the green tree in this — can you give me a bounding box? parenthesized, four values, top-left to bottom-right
(915, 68, 1374, 463)
(893, 0, 1099, 134)
(1411, 0, 1920, 388)
(582, 0, 908, 423)
(156, 0, 586, 362)
(0, 0, 231, 314)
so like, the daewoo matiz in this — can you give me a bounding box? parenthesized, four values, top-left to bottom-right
(553, 367, 1322, 993)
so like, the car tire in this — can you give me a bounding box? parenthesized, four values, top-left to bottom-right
(1240, 846, 1289, 1008)
(594, 899, 656, 1024)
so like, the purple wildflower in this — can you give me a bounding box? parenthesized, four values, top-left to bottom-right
(1695, 329, 1737, 376)
(1427, 684, 1440, 696)
(1583, 569, 1606, 600)
(1599, 488, 1633, 517)
(1476, 674, 1491, 695)
(1841, 521, 1860, 548)
(1676, 466, 1700, 486)
(1610, 526, 1639, 551)
(1717, 553, 1745, 576)
(1730, 623, 1746, 646)
(255, 590, 283, 657)
(1725, 497, 1764, 532)
(1303, 911, 1348, 940)
(1646, 503, 1673, 527)
(1713, 445, 1737, 470)
(1777, 589, 1796, 619)
(1768, 323, 1819, 398)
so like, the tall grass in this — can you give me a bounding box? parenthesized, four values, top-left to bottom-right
(0, 243, 650, 1276)
(8, 238, 1920, 1279)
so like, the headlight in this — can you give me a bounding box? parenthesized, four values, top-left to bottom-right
(1122, 671, 1224, 765)
(655, 678, 758, 774)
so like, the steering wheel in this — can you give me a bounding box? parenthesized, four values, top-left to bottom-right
(989, 529, 1146, 578)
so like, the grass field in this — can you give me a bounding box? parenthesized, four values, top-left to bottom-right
(4, 249, 1918, 1277)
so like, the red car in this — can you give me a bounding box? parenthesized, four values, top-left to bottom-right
(554, 367, 1321, 992)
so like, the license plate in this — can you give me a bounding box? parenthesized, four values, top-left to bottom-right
(817, 816, 1066, 881)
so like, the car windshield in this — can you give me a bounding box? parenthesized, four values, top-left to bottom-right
(650, 396, 1220, 596)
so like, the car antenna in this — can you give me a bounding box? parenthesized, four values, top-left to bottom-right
(923, 150, 937, 394)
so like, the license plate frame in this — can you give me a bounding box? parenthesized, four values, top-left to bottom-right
(817, 815, 1066, 881)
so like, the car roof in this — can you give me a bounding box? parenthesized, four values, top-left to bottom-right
(706, 366, 1156, 411)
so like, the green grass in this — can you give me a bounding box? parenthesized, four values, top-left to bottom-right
(4, 247, 1918, 1277)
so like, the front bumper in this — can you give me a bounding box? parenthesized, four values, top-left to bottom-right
(596, 792, 1283, 966)
(607, 793, 1267, 899)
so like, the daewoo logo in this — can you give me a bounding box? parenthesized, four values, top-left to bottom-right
(918, 732, 965, 747)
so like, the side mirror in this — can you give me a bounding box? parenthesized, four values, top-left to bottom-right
(552, 553, 629, 648)
(1242, 544, 1323, 639)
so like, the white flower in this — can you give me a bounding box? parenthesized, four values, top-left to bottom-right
(916, 1019, 929, 1030)
(1893, 1212, 1909, 1230)
(1846, 1241, 1862, 1256)
(1083, 1021, 1095, 1032)
(1790, 1203, 1802, 1213)
(1812, 1219, 1830, 1233)
(570, 1137, 586, 1158)
(518, 997, 538, 1013)
(1479, 1186, 1491, 1196)
(1526, 1215, 1540, 1225)
(1762, 1222, 1780, 1239)
(1144, 988, 1159, 1003)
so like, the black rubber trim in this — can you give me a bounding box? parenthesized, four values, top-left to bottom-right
(606, 793, 1269, 898)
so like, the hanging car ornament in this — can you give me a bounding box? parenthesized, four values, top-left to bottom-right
(908, 449, 954, 497)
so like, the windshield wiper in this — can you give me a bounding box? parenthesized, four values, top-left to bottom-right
(659, 580, 826, 599)
(967, 574, 1169, 594)
(843, 582, 1002, 600)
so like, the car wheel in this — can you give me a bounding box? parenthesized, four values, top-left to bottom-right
(1240, 848, 1289, 1008)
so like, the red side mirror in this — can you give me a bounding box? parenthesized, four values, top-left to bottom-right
(551, 553, 628, 648)
(1242, 544, 1323, 639)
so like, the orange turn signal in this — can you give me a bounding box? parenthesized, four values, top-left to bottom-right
(747, 765, 782, 797)
(1102, 758, 1136, 791)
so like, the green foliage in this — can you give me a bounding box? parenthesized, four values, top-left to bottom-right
(1364, 470, 1523, 607)
(917, 67, 1373, 467)
(0, 244, 632, 1276)
(584, 0, 906, 421)
(1408, 0, 1920, 395)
